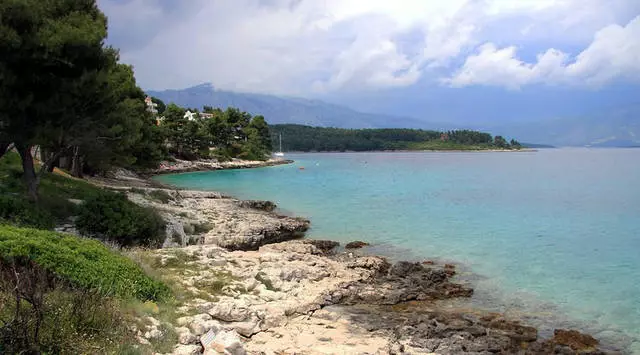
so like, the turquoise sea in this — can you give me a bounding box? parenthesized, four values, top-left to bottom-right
(155, 149, 640, 353)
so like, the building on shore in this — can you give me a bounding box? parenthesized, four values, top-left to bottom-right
(144, 96, 158, 115)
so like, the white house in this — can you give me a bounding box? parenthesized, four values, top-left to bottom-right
(184, 110, 197, 121)
(144, 96, 158, 115)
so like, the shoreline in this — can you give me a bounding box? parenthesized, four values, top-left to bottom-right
(142, 157, 294, 177)
(94, 166, 624, 354)
(275, 148, 537, 154)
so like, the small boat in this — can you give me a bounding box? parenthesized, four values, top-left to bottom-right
(274, 133, 284, 157)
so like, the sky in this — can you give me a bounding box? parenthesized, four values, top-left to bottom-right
(98, 0, 640, 123)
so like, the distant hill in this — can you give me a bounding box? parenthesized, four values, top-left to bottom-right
(148, 84, 446, 130)
(148, 84, 639, 147)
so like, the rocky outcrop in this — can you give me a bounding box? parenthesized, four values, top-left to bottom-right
(122, 188, 309, 249)
(144, 240, 616, 355)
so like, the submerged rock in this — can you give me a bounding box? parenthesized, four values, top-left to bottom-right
(345, 240, 370, 249)
(553, 329, 600, 351)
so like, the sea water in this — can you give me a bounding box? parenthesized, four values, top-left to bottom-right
(155, 149, 640, 352)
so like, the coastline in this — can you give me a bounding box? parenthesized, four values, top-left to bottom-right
(143, 157, 294, 176)
(92, 166, 622, 354)
(276, 148, 537, 154)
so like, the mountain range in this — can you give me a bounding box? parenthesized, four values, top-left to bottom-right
(149, 84, 640, 147)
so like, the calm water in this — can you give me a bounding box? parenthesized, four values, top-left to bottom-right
(156, 149, 640, 352)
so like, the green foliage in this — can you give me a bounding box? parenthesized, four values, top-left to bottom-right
(0, 152, 129, 225)
(151, 97, 166, 114)
(76, 192, 166, 247)
(270, 124, 521, 152)
(159, 105, 272, 161)
(0, 225, 171, 301)
(493, 135, 509, 148)
(0, 195, 55, 229)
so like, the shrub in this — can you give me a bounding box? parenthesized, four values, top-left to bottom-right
(76, 191, 166, 247)
(0, 272, 133, 354)
(0, 225, 171, 301)
(0, 195, 55, 229)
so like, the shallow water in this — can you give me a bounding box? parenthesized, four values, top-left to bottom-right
(155, 149, 640, 352)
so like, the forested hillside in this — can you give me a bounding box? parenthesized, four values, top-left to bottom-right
(270, 125, 521, 152)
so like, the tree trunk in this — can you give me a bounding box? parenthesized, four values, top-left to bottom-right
(70, 146, 83, 178)
(40, 148, 57, 172)
(16, 143, 39, 201)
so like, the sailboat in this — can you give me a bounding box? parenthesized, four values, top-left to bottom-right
(274, 133, 284, 157)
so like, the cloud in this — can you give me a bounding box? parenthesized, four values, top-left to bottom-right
(443, 16, 640, 89)
(98, 0, 640, 94)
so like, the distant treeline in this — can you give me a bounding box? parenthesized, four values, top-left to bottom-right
(270, 124, 521, 152)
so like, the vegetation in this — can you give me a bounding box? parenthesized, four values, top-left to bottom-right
(270, 124, 522, 152)
(159, 104, 273, 161)
(0, 1, 273, 353)
(1, 152, 166, 248)
(0, 226, 170, 300)
(76, 192, 166, 247)
(0, 0, 273, 202)
(0, 226, 172, 353)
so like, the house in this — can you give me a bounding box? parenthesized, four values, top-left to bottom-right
(144, 96, 158, 115)
(184, 110, 197, 121)
(199, 112, 214, 119)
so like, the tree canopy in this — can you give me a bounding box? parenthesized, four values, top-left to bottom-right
(269, 125, 522, 152)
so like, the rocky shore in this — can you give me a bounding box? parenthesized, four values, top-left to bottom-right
(145, 157, 293, 176)
(90, 171, 620, 354)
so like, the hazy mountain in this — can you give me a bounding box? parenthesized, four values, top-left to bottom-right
(491, 104, 640, 147)
(148, 84, 639, 147)
(148, 84, 447, 130)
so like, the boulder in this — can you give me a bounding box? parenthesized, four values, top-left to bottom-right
(176, 326, 197, 345)
(202, 329, 246, 355)
(208, 300, 251, 322)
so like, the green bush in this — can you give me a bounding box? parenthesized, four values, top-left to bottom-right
(0, 195, 55, 229)
(76, 191, 166, 247)
(0, 225, 171, 301)
(0, 226, 171, 353)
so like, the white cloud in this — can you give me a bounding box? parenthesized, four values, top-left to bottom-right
(99, 0, 640, 94)
(443, 16, 640, 89)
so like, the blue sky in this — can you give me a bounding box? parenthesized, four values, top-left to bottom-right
(98, 0, 640, 123)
